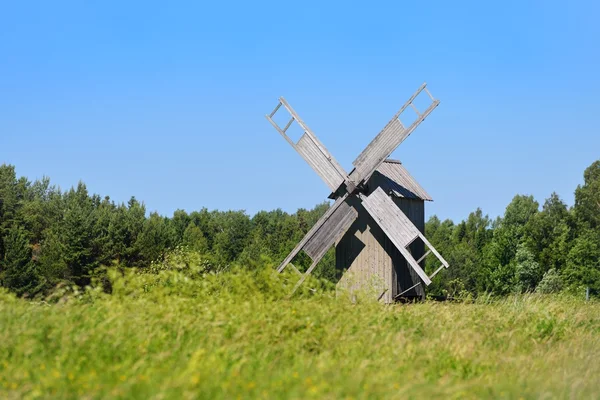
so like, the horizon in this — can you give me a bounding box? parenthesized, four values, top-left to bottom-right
(4, 159, 594, 223)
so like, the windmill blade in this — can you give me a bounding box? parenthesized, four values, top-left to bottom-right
(277, 194, 358, 295)
(350, 83, 440, 185)
(266, 97, 349, 193)
(359, 187, 449, 286)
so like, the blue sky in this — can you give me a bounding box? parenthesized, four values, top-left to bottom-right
(1, 0, 598, 222)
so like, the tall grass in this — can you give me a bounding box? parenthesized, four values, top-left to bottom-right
(0, 260, 599, 399)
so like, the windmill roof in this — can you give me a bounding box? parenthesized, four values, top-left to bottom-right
(373, 159, 433, 201)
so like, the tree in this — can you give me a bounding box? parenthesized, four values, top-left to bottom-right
(573, 160, 600, 230)
(565, 161, 600, 291)
(563, 230, 600, 291)
(514, 244, 541, 292)
(482, 195, 539, 294)
(38, 229, 68, 289)
(1, 159, 599, 297)
(524, 192, 572, 273)
(503, 195, 539, 228)
(211, 211, 251, 263)
(0, 165, 29, 261)
(171, 209, 190, 244)
(135, 212, 176, 265)
(182, 223, 208, 254)
(107, 198, 146, 266)
(61, 183, 95, 285)
(1, 225, 40, 296)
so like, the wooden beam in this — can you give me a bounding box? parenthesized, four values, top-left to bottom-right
(419, 233, 450, 268)
(377, 288, 389, 302)
(288, 258, 320, 298)
(394, 282, 422, 299)
(279, 97, 350, 183)
(429, 264, 446, 280)
(269, 101, 282, 118)
(288, 262, 302, 276)
(416, 249, 431, 265)
(265, 114, 296, 148)
(276, 193, 349, 273)
(349, 83, 440, 186)
(282, 117, 294, 133)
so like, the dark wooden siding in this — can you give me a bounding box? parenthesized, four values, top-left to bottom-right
(390, 197, 425, 300)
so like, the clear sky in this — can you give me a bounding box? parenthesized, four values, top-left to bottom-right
(1, 1, 598, 222)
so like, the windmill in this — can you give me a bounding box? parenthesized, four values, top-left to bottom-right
(265, 83, 449, 302)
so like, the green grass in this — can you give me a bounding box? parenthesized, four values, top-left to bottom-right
(1, 267, 599, 399)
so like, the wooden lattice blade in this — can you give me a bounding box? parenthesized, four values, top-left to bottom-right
(276, 194, 356, 273)
(266, 97, 349, 193)
(359, 187, 433, 285)
(350, 84, 439, 185)
(277, 195, 358, 296)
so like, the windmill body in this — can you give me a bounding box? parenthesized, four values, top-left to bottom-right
(265, 84, 449, 301)
(336, 159, 431, 303)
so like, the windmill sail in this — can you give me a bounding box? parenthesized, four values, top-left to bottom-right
(275, 195, 358, 296)
(359, 187, 449, 286)
(350, 83, 439, 185)
(266, 97, 349, 193)
(302, 199, 357, 262)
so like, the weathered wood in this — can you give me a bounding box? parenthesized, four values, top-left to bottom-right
(288, 262, 302, 276)
(351, 118, 404, 184)
(279, 97, 349, 190)
(416, 249, 431, 265)
(266, 86, 449, 301)
(360, 188, 420, 247)
(429, 264, 446, 279)
(288, 258, 319, 297)
(276, 193, 350, 273)
(282, 117, 295, 133)
(269, 101, 282, 118)
(375, 161, 433, 201)
(409, 102, 421, 116)
(392, 197, 427, 299)
(287, 200, 358, 295)
(419, 233, 450, 268)
(336, 198, 393, 302)
(304, 200, 357, 260)
(377, 288, 389, 302)
(359, 187, 432, 285)
(266, 97, 349, 193)
(296, 133, 346, 192)
(265, 114, 296, 148)
(394, 282, 422, 299)
(350, 83, 439, 185)
(336, 169, 429, 302)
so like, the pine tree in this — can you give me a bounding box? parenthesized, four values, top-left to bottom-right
(1, 225, 40, 296)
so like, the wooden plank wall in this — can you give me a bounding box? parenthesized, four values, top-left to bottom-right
(336, 177, 426, 302)
(336, 197, 393, 303)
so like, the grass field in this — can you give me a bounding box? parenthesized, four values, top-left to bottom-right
(1, 267, 599, 399)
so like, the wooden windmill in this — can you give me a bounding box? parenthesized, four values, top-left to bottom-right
(265, 83, 449, 302)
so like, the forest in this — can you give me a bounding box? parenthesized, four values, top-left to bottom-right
(0, 159, 599, 299)
(1, 160, 599, 398)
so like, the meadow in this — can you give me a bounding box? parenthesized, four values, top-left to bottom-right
(1, 260, 599, 400)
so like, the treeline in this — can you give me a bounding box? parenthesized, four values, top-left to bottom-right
(425, 160, 600, 296)
(0, 161, 599, 298)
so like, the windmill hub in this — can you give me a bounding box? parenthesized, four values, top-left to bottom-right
(265, 83, 450, 302)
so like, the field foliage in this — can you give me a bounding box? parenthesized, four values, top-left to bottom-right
(1, 260, 599, 399)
